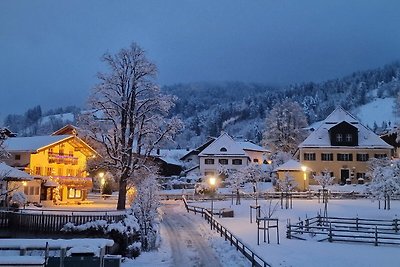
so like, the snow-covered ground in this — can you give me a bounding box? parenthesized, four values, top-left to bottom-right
(123, 201, 249, 267)
(353, 97, 397, 128)
(188, 198, 400, 267)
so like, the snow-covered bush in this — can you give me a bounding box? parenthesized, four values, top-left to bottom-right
(62, 211, 140, 256)
(10, 191, 27, 208)
(368, 158, 400, 210)
(132, 174, 161, 252)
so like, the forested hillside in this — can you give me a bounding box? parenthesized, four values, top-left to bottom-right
(3, 62, 400, 147)
(164, 62, 400, 147)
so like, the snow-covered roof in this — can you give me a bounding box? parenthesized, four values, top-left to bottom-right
(199, 133, 248, 157)
(0, 162, 33, 181)
(152, 149, 188, 166)
(4, 135, 73, 152)
(274, 159, 306, 172)
(299, 107, 393, 149)
(237, 141, 270, 152)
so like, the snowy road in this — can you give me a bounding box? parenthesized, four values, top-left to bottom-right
(162, 201, 223, 267)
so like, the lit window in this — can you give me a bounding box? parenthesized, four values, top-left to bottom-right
(68, 188, 82, 199)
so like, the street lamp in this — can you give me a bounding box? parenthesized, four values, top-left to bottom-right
(209, 176, 216, 230)
(98, 172, 105, 192)
(301, 166, 307, 191)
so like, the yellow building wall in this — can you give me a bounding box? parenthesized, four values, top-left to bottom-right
(299, 147, 391, 184)
(277, 170, 309, 191)
(28, 140, 92, 202)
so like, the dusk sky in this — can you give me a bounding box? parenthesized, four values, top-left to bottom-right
(1, 0, 400, 119)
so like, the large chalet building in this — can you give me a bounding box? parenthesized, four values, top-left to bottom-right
(298, 107, 393, 185)
(3, 134, 98, 204)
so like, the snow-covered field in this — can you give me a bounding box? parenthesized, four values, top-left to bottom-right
(187, 198, 400, 267)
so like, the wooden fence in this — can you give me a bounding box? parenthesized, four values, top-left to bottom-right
(182, 197, 271, 267)
(0, 210, 126, 234)
(287, 215, 400, 246)
(161, 190, 371, 202)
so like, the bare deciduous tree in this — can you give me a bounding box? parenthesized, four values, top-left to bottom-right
(81, 43, 183, 210)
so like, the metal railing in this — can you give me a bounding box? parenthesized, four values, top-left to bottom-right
(182, 196, 271, 267)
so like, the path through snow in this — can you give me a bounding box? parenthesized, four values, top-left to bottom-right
(162, 201, 223, 267)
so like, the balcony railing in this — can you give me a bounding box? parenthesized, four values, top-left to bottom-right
(48, 152, 78, 165)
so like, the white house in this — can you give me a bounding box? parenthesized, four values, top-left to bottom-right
(198, 133, 270, 177)
(0, 162, 33, 205)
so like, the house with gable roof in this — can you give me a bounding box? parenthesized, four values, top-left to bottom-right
(3, 134, 98, 204)
(198, 132, 270, 177)
(298, 107, 393, 185)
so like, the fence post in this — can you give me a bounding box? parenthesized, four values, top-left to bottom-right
(328, 222, 332, 242)
(394, 219, 398, 233)
(375, 226, 378, 246)
(286, 220, 291, 239)
(356, 217, 359, 231)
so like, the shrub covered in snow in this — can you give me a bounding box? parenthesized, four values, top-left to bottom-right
(10, 191, 27, 208)
(132, 175, 161, 252)
(61, 211, 140, 256)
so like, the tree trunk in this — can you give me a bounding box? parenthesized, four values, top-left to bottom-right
(117, 176, 128, 210)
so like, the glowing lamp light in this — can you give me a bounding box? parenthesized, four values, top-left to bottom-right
(209, 176, 216, 187)
(301, 166, 307, 172)
(22, 181, 27, 187)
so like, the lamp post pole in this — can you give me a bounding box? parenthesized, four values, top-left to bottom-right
(301, 166, 307, 192)
(209, 176, 216, 230)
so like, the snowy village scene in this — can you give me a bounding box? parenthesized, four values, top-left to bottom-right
(1, 1, 400, 267)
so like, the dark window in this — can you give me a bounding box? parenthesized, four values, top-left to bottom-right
(304, 153, 316, 161)
(356, 153, 369, 162)
(336, 134, 343, 142)
(337, 153, 353, 161)
(218, 159, 228, 165)
(356, 173, 366, 179)
(321, 153, 333, 161)
(253, 158, 259, 163)
(374, 153, 387, 159)
(220, 147, 227, 152)
(14, 154, 21, 160)
(345, 134, 353, 142)
(232, 159, 243, 165)
(205, 159, 215, 165)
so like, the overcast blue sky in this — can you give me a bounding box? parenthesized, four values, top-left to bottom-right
(1, 0, 400, 119)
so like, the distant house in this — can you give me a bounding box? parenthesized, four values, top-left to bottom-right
(197, 133, 270, 177)
(3, 135, 98, 204)
(152, 149, 188, 177)
(380, 127, 400, 158)
(274, 159, 310, 191)
(298, 107, 393, 185)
